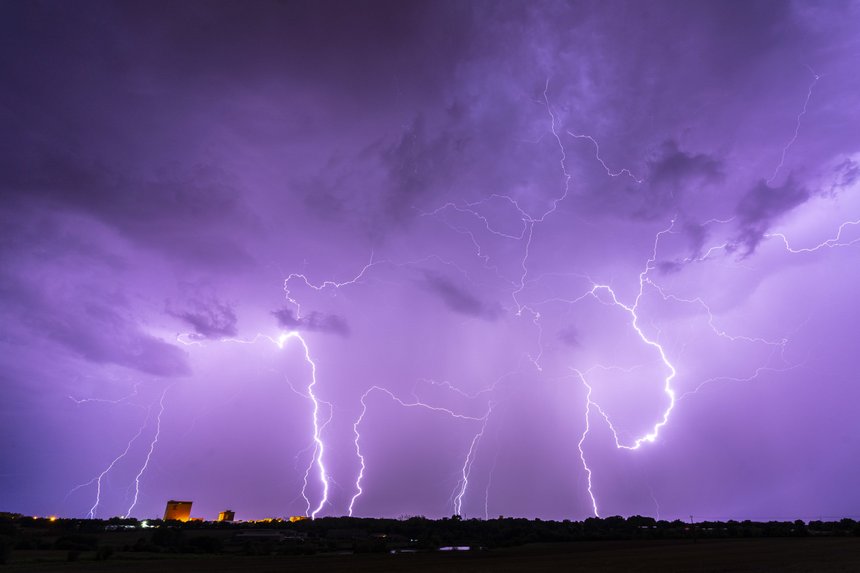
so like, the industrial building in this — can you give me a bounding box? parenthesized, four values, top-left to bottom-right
(163, 500, 193, 522)
(218, 510, 235, 522)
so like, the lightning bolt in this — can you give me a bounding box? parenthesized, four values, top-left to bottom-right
(767, 66, 821, 185)
(272, 331, 330, 519)
(180, 330, 334, 518)
(584, 219, 679, 450)
(575, 368, 600, 517)
(124, 386, 170, 517)
(283, 253, 380, 317)
(68, 381, 143, 407)
(282, 375, 335, 513)
(348, 385, 492, 517)
(299, 397, 334, 518)
(483, 442, 500, 520)
(566, 130, 643, 183)
(766, 218, 860, 253)
(67, 387, 169, 519)
(452, 410, 492, 516)
(69, 423, 147, 519)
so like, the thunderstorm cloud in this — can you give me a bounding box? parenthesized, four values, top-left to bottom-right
(2, 0, 860, 522)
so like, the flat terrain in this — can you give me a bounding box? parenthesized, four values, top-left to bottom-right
(6, 537, 860, 572)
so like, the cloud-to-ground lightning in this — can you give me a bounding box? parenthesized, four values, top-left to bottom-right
(561, 212, 801, 513)
(124, 386, 170, 517)
(574, 368, 600, 517)
(274, 331, 330, 519)
(452, 411, 493, 516)
(67, 387, 170, 519)
(9, 1, 860, 529)
(179, 330, 335, 518)
(69, 421, 148, 519)
(280, 375, 334, 515)
(414, 64, 822, 519)
(348, 385, 493, 517)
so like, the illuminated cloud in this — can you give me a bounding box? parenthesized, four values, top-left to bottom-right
(2, 0, 860, 522)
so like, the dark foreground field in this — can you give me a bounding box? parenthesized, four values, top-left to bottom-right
(6, 538, 860, 572)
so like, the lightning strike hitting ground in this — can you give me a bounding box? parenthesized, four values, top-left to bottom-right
(71, 422, 148, 519)
(349, 385, 492, 517)
(125, 386, 170, 517)
(8, 1, 860, 527)
(574, 369, 600, 517)
(274, 331, 330, 519)
(67, 389, 168, 519)
(452, 411, 493, 516)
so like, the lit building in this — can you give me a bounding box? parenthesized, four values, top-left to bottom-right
(163, 500, 193, 522)
(289, 515, 308, 523)
(218, 510, 235, 522)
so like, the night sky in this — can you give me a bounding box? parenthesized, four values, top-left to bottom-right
(2, 0, 860, 522)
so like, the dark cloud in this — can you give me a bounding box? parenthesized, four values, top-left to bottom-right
(272, 308, 350, 337)
(734, 178, 809, 252)
(422, 272, 503, 321)
(168, 298, 238, 341)
(0, 142, 255, 268)
(0, 278, 190, 377)
(680, 220, 709, 257)
(647, 141, 723, 191)
(831, 159, 860, 193)
(55, 312, 192, 377)
(636, 141, 724, 218)
(580, 141, 724, 220)
(657, 220, 713, 273)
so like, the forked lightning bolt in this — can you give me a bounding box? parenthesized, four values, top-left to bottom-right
(349, 385, 493, 517)
(274, 332, 329, 518)
(766, 219, 860, 253)
(124, 386, 170, 517)
(67, 388, 169, 519)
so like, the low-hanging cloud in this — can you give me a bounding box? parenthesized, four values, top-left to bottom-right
(422, 272, 503, 321)
(272, 308, 351, 337)
(168, 298, 239, 341)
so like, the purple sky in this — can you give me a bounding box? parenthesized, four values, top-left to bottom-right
(2, 0, 860, 522)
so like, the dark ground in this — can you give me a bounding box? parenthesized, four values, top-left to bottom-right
(5, 537, 860, 572)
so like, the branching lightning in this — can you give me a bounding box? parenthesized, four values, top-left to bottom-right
(574, 368, 600, 517)
(68, 387, 170, 519)
(566, 130, 643, 183)
(766, 218, 860, 253)
(283, 253, 380, 317)
(348, 385, 493, 517)
(585, 219, 679, 450)
(68, 381, 143, 407)
(273, 331, 330, 519)
(69, 421, 148, 519)
(124, 386, 170, 517)
(69, 61, 832, 523)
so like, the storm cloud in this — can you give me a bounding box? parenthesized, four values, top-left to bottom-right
(2, 0, 860, 523)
